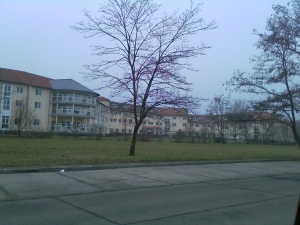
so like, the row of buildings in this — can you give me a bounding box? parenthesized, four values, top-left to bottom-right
(0, 68, 294, 142)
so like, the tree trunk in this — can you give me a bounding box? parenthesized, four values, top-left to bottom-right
(17, 127, 21, 138)
(291, 125, 300, 148)
(129, 125, 139, 156)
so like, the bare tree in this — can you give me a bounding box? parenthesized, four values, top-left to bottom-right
(225, 0, 300, 147)
(11, 99, 38, 137)
(72, 0, 216, 155)
(206, 95, 230, 142)
(185, 125, 196, 143)
(226, 99, 251, 143)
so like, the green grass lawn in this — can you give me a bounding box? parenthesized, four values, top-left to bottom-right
(0, 136, 300, 167)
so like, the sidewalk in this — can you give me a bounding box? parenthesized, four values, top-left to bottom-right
(1, 161, 299, 225)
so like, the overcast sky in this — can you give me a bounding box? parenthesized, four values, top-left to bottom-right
(0, 0, 289, 112)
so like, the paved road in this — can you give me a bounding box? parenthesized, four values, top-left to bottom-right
(0, 161, 299, 225)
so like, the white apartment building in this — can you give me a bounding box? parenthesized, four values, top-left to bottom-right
(0, 68, 294, 143)
(0, 68, 99, 133)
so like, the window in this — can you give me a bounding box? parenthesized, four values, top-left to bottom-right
(172, 123, 176, 126)
(129, 129, 132, 133)
(129, 119, 132, 124)
(148, 122, 153, 125)
(183, 123, 186, 127)
(17, 87, 23, 94)
(2, 116, 9, 128)
(173, 116, 176, 120)
(190, 124, 193, 127)
(183, 117, 187, 120)
(4, 85, 12, 97)
(36, 89, 42, 95)
(122, 129, 126, 133)
(15, 118, 21, 125)
(192, 117, 198, 121)
(196, 124, 200, 127)
(110, 128, 114, 132)
(34, 119, 40, 126)
(115, 128, 119, 132)
(110, 118, 113, 122)
(113, 118, 117, 122)
(35, 102, 41, 109)
(119, 119, 121, 123)
(16, 100, 22, 107)
(3, 99, 10, 110)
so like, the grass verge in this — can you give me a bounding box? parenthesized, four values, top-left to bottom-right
(0, 136, 299, 167)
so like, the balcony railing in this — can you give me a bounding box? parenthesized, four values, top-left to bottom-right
(52, 107, 95, 117)
(51, 123, 95, 132)
(52, 94, 96, 105)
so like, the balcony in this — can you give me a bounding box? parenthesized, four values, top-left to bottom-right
(52, 106, 95, 117)
(51, 123, 95, 132)
(52, 93, 96, 106)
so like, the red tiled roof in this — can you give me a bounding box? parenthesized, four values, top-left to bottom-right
(0, 68, 52, 89)
(154, 107, 188, 116)
(96, 96, 110, 102)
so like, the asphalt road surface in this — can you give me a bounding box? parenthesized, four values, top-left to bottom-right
(0, 161, 299, 225)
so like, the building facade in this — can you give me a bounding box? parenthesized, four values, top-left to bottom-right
(0, 68, 99, 133)
(0, 68, 294, 143)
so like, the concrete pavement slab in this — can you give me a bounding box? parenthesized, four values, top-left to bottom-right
(238, 161, 300, 174)
(116, 166, 213, 184)
(0, 172, 100, 200)
(59, 182, 283, 224)
(63, 169, 168, 191)
(209, 174, 300, 196)
(0, 188, 7, 201)
(164, 164, 258, 180)
(135, 196, 298, 225)
(168, 164, 254, 180)
(0, 198, 115, 225)
(205, 163, 280, 176)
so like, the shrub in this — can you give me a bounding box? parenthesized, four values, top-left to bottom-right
(215, 137, 227, 144)
(137, 133, 152, 142)
(173, 131, 186, 143)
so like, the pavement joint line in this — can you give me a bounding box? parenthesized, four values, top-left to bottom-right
(204, 179, 292, 197)
(55, 172, 104, 191)
(0, 184, 17, 199)
(204, 164, 283, 175)
(159, 165, 242, 180)
(123, 195, 296, 225)
(0, 159, 296, 174)
(54, 197, 121, 225)
(118, 170, 173, 185)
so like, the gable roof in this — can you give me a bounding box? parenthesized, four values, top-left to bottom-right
(50, 79, 99, 95)
(153, 107, 188, 116)
(0, 68, 52, 89)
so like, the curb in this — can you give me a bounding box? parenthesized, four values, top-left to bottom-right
(0, 159, 292, 174)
